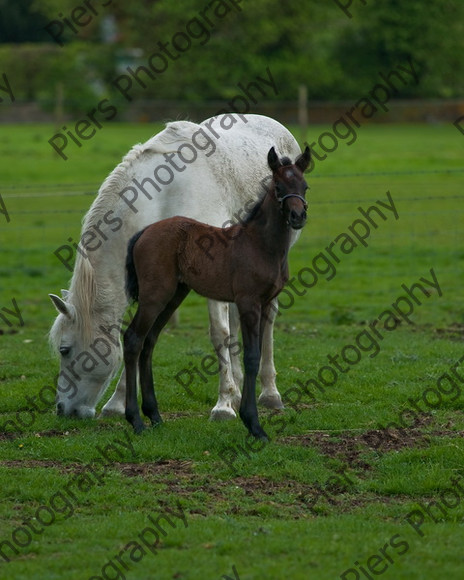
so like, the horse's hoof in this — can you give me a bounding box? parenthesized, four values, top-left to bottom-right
(258, 393, 284, 410)
(99, 406, 125, 418)
(210, 407, 237, 421)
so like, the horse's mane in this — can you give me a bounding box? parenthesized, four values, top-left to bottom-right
(52, 121, 201, 348)
(242, 155, 293, 225)
(49, 256, 97, 350)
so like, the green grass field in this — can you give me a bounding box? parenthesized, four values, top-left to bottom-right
(0, 121, 464, 580)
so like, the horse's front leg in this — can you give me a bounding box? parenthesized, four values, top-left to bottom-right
(208, 300, 242, 421)
(237, 301, 268, 441)
(101, 365, 127, 417)
(258, 298, 284, 410)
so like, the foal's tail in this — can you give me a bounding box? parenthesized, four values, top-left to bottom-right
(125, 228, 146, 302)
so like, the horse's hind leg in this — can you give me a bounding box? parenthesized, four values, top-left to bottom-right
(209, 300, 242, 421)
(229, 303, 244, 396)
(139, 284, 190, 426)
(258, 298, 284, 410)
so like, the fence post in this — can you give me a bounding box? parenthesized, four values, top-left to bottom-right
(298, 84, 308, 138)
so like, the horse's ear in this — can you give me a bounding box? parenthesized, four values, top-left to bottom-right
(61, 289, 69, 300)
(49, 294, 72, 319)
(295, 146, 311, 173)
(267, 147, 281, 172)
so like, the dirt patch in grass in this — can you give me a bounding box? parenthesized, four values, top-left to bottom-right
(0, 459, 82, 472)
(434, 322, 464, 341)
(0, 456, 423, 518)
(0, 432, 17, 441)
(0, 328, 19, 336)
(0, 428, 84, 440)
(280, 419, 442, 470)
(117, 459, 195, 478)
(0, 458, 196, 479)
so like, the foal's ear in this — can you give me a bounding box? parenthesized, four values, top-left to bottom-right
(267, 147, 281, 172)
(295, 146, 311, 173)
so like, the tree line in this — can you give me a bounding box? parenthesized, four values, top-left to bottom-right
(0, 0, 462, 113)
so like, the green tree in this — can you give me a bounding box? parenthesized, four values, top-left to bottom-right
(333, 0, 464, 97)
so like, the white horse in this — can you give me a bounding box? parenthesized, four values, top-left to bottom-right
(49, 113, 302, 420)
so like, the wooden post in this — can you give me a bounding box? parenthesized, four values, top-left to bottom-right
(55, 82, 64, 127)
(298, 84, 308, 139)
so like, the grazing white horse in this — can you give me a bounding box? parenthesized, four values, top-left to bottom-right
(49, 113, 302, 420)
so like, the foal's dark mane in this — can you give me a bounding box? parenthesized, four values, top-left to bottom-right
(241, 155, 293, 226)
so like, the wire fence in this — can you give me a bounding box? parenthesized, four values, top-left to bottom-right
(1, 167, 462, 324)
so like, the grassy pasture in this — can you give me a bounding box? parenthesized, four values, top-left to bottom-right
(0, 121, 464, 580)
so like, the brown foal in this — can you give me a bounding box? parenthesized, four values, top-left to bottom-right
(124, 145, 311, 440)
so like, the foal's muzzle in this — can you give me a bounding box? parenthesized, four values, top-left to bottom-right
(289, 212, 307, 230)
(280, 193, 308, 229)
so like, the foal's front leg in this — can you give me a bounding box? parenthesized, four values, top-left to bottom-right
(237, 301, 268, 441)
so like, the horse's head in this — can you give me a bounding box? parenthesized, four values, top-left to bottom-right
(267, 146, 311, 230)
(49, 290, 122, 418)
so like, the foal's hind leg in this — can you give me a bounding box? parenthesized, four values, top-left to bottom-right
(138, 284, 190, 426)
(258, 298, 284, 410)
(124, 306, 160, 434)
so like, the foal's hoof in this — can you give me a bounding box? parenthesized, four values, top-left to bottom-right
(255, 430, 270, 443)
(133, 423, 146, 435)
(249, 426, 270, 442)
(258, 393, 284, 410)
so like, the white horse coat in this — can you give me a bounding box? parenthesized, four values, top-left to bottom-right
(49, 114, 301, 419)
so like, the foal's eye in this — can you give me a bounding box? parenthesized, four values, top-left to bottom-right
(59, 346, 71, 356)
(276, 183, 284, 195)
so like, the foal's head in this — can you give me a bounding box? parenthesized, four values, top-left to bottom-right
(268, 146, 311, 230)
